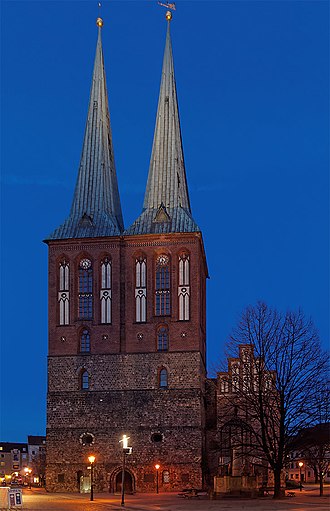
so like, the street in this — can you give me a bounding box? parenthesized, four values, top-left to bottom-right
(20, 485, 330, 511)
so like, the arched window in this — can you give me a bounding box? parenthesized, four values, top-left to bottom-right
(155, 255, 170, 316)
(81, 370, 89, 390)
(178, 253, 190, 321)
(157, 326, 169, 352)
(80, 329, 90, 353)
(220, 377, 229, 393)
(135, 256, 147, 322)
(100, 257, 111, 324)
(159, 368, 168, 388)
(78, 258, 93, 319)
(58, 259, 69, 325)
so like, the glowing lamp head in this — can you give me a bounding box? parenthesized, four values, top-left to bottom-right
(121, 435, 129, 449)
(165, 11, 172, 21)
(298, 461, 304, 468)
(88, 455, 96, 464)
(96, 17, 103, 28)
(155, 464, 160, 470)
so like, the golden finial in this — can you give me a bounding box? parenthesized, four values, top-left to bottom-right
(165, 10, 172, 21)
(96, 17, 103, 28)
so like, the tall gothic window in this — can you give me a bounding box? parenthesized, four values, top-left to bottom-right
(135, 256, 147, 322)
(155, 255, 170, 316)
(157, 326, 169, 352)
(178, 253, 190, 321)
(80, 329, 90, 353)
(81, 370, 89, 390)
(159, 368, 168, 388)
(78, 258, 93, 319)
(58, 260, 69, 325)
(100, 257, 111, 324)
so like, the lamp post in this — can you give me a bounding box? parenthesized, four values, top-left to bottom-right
(24, 468, 32, 489)
(155, 464, 160, 494)
(119, 435, 131, 507)
(298, 461, 304, 491)
(88, 455, 95, 501)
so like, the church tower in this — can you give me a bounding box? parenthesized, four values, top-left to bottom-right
(45, 12, 208, 493)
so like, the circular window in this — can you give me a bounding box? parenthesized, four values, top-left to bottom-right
(79, 432, 95, 446)
(151, 433, 163, 443)
(156, 255, 169, 266)
(80, 258, 92, 269)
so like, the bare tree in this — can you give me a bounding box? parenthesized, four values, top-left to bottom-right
(222, 302, 329, 499)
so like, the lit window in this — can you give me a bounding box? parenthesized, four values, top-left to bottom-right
(178, 253, 190, 321)
(80, 329, 90, 353)
(78, 259, 93, 319)
(135, 257, 147, 322)
(159, 368, 168, 388)
(162, 470, 170, 483)
(155, 255, 170, 316)
(157, 326, 169, 352)
(81, 370, 89, 390)
(58, 259, 69, 325)
(100, 257, 111, 324)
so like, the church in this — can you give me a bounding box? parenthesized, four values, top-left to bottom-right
(45, 11, 209, 493)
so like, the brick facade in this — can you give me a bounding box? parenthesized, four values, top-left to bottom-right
(46, 233, 207, 492)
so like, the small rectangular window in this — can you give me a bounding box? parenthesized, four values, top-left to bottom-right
(58, 473, 65, 483)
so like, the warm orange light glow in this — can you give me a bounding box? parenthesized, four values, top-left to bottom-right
(88, 455, 96, 464)
(155, 464, 160, 470)
(298, 461, 304, 468)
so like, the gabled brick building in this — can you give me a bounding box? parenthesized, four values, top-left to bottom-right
(45, 12, 208, 493)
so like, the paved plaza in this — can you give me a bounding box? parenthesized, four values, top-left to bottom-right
(18, 485, 330, 511)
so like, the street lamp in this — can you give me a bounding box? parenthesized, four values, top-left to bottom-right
(88, 455, 95, 501)
(119, 435, 132, 507)
(298, 461, 304, 491)
(24, 468, 32, 489)
(155, 464, 160, 494)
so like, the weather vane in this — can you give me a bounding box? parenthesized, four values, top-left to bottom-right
(157, 2, 176, 10)
(96, 2, 103, 28)
(158, 2, 176, 21)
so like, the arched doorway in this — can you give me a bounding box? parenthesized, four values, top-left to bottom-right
(115, 470, 133, 494)
(76, 470, 83, 491)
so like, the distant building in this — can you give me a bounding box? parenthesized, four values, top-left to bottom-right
(287, 424, 330, 485)
(28, 436, 46, 485)
(286, 453, 330, 483)
(0, 443, 28, 485)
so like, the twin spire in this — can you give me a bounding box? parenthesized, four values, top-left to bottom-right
(48, 13, 199, 240)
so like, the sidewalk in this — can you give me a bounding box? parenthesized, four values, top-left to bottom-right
(21, 486, 330, 511)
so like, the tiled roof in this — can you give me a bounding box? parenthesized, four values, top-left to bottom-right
(0, 442, 28, 452)
(125, 20, 199, 236)
(46, 25, 123, 241)
(27, 436, 46, 445)
(125, 206, 200, 235)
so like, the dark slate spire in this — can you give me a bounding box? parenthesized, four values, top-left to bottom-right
(47, 18, 123, 240)
(125, 12, 199, 235)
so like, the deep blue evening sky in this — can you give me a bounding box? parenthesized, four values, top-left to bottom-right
(1, 0, 329, 442)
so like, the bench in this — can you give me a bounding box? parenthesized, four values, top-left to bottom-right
(287, 491, 295, 497)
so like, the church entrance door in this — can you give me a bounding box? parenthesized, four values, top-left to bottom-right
(115, 470, 133, 494)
